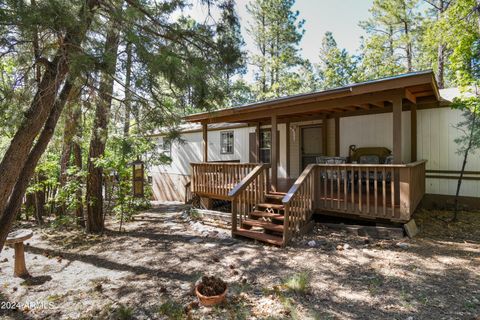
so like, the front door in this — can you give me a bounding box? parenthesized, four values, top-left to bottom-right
(301, 126, 324, 170)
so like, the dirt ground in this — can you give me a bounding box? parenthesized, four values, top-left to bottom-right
(0, 203, 479, 320)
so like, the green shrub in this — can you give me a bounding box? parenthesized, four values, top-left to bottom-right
(283, 272, 310, 293)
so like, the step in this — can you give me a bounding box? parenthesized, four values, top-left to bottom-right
(268, 191, 287, 196)
(249, 210, 284, 221)
(233, 228, 283, 246)
(257, 203, 285, 210)
(242, 219, 284, 232)
(265, 193, 285, 201)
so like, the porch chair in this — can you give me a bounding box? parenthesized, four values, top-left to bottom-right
(317, 157, 348, 191)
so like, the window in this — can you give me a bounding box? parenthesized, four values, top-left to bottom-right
(159, 139, 171, 157)
(259, 130, 271, 163)
(220, 131, 234, 154)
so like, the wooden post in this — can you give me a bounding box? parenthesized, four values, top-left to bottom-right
(255, 122, 260, 163)
(13, 242, 28, 278)
(392, 96, 403, 164)
(399, 167, 411, 220)
(271, 115, 278, 191)
(202, 123, 208, 162)
(286, 121, 290, 178)
(335, 116, 340, 156)
(411, 104, 417, 162)
(322, 117, 328, 155)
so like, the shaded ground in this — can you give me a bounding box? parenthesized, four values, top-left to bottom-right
(0, 204, 479, 319)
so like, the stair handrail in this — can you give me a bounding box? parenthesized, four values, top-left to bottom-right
(282, 164, 317, 244)
(228, 164, 269, 235)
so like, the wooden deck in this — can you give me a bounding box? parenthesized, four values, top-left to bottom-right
(190, 161, 426, 245)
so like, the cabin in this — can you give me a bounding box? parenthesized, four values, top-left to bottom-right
(150, 71, 480, 246)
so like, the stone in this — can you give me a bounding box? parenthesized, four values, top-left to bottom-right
(307, 240, 316, 247)
(396, 242, 410, 249)
(404, 219, 419, 238)
(189, 238, 203, 243)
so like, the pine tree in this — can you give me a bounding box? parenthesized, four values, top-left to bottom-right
(359, 0, 423, 79)
(0, 0, 245, 248)
(317, 32, 357, 89)
(247, 0, 305, 99)
(421, 0, 452, 88)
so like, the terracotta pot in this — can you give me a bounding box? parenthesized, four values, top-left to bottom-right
(195, 284, 227, 306)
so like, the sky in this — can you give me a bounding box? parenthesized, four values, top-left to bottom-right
(237, 0, 373, 62)
(190, 0, 373, 65)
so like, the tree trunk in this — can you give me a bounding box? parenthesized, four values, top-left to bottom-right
(0, 78, 75, 254)
(124, 41, 132, 137)
(58, 101, 82, 216)
(72, 139, 84, 227)
(453, 108, 478, 221)
(25, 193, 35, 220)
(0, 0, 98, 219)
(34, 175, 46, 225)
(437, 44, 445, 88)
(86, 22, 121, 233)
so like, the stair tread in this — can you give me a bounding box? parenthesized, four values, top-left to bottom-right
(250, 211, 284, 220)
(268, 191, 287, 195)
(242, 219, 284, 232)
(257, 203, 285, 210)
(233, 228, 283, 245)
(265, 193, 285, 200)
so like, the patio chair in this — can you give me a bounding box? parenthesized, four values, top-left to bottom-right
(359, 155, 380, 182)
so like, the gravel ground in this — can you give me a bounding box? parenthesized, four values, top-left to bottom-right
(0, 203, 479, 320)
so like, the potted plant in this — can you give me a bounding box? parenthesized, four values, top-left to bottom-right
(195, 276, 227, 306)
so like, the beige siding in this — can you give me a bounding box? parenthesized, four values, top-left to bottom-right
(152, 106, 480, 200)
(339, 112, 411, 163)
(418, 107, 480, 197)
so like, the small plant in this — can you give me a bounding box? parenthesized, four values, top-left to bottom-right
(367, 276, 383, 295)
(188, 208, 202, 220)
(283, 272, 310, 294)
(158, 300, 185, 320)
(114, 304, 134, 320)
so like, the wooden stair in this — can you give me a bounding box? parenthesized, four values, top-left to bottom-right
(233, 228, 284, 246)
(233, 192, 287, 246)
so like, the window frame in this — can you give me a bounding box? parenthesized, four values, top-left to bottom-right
(160, 138, 172, 157)
(220, 131, 234, 155)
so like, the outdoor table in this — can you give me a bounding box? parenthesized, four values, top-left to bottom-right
(5, 229, 33, 278)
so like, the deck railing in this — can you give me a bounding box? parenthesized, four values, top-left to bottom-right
(282, 160, 426, 244)
(191, 162, 258, 200)
(282, 164, 316, 244)
(313, 160, 426, 222)
(228, 164, 269, 233)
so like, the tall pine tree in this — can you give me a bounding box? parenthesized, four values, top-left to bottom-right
(359, 0, 423, 79)
(247, 0, 305, 99)
(317, 32, 357, 89)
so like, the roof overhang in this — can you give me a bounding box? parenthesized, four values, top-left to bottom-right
(184, 71, 444, 124)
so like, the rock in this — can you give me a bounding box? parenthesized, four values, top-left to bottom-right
(307, 240, 316, 247)
(396, 242, 410, 249)
(343, 244, 350, 250)
(336, 244, 344, 251)
(189, 238, 203, 243)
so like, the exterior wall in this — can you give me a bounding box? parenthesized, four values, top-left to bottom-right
(339, 111, 411, 163)
(150, 127, 251, 201)
(151, 107, 480, 201)
(418, 107, 480, 197)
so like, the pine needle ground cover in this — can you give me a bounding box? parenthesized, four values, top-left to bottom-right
(0, 204, 478, 319)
